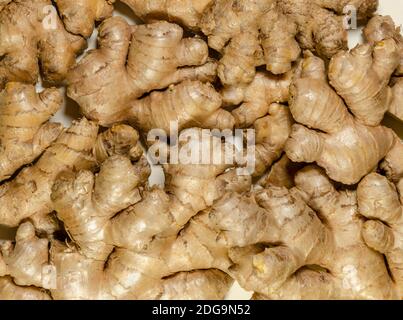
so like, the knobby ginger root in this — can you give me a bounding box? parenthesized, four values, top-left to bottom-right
(222, 70, 293, 128)
(0, 0, 86, 89)
(67, 17, 221, 127)
(0, 277, 51, 300)
(128, 80, 234, 133)
(0, 129, 249, 299)
(0, 119, 143, 228)
(381, 135, 403, 182)
(358, 174, 403, 298)
(122, 0, 213, 30)
(200, 0, 300, 83)
(329, 39, 400, 126)
(389, 78, 403, 122)
(257, 155, 303, 189)
(285, 52, 394, 184)
(278, 0, 377, 58)
(229, 166, 397, 299)
(200, 0, 377, 85)
(253, 104, 293, 177)
(364, 15, 403, 76)
(54, 0, 115, 38)
(150, 270, 233, 300)
(0, 83, 63, 182)
(0, 1, 11, 11)
(0, 118, 98, 228)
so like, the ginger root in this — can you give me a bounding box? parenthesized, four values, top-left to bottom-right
(199, 0, 377, 85)
(389, 78, 403, 122)
(222, 70, 293, 128)
(67, 17, 220, 127)
(200, 0, 300, 83)
(128, 80, 234, 133)
(253, 103, 293, 177)
(257, 155, 302, 189)
(329, 39, 400, 126)
(285, 52, 394, 184)
(228, 166, 397, 299)
(0, 129, 249, 299)
(0, 119, 143, 229)
(364, 15, 403, 76)
(0, 0, 86, 89)
(54, 0, 115, 37)
(278, 0, 377, 58)
(122, 0, 213, 30)
(0, 277, 51, 300)
(358, 173, 403, 298)
(0, 83, 63, 182)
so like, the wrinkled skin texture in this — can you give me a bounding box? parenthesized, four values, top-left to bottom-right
(0, 277, 51, 300)
(389, 79, 403, 122)
(0, 120, 142, 229)
(257, 155, 303, 189)
(199, 0, 377, 85)
(285, 52, 394, 184)
(200, 0, 300, 83)
(0, 222, 52, 289)
(0, 129, 250, 299)
(149, 270, 233, 300)
(229, 166, 397, 299)
(128, 80, 234, 133)
(0, 83, 63, 182)
(222, 70, 293, 128)
(55, 0, 115, 37)
(380, 136, 403, 184)
(67, 17, 219, 127)
(122, 0, 213, 30)
(0, 0, 86, 89)
(358, 173, 403, 298)
(0, 118, 98, 228)
(329, 39, 400, 126)
(364, 15, 403, 75)
(253, 104, 293, 177)
(279, 0, 377, 58)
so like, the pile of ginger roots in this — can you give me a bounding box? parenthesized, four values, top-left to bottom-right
(0, 0, 403, 300)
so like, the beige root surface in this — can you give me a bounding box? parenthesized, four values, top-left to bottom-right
(0, 119, 145, 229)
(0, 129, 249, 299)
(0, 0, 86, 89)
(285, 52, 395, 184)
(54, 0, 115, 37)
(229, 166, 397, 299)
(67, 17, 228, 127)
(0, 83, 63, 182)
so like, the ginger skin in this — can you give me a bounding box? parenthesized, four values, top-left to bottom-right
(257, 155, 302, 189)
(358, 173, 403, 298)
(222, 70, 293, 128)
(199, 0, 300, 83)
(0, 83, 63, 182)
(122, 0, 213, 30)
(228, 166, 397, 299)
(0, 119, 143, 229)
(389, 79, 403, 121)
(199, 0, 377, 86)
(253, 104, 293, 177)
(54, 0, 115, 37)
(329, 39, 400, 126)
(0, 0, 86, 89)
(67, 17, 223, 127)
(0, 129, 250, 299)
(364, 15, 403, 76)
(128, 80, 234, 133)
(285, 52, 394, 184)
